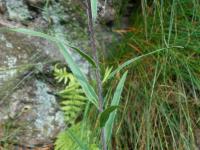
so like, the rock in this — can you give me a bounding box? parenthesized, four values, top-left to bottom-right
(40, 1, 90, 75)
(98, 0, 116, 24)
(0, 0, 6, 14)
(195, 128, 200, 150)
(0, 27, 66, 146)
(27, 0, 45, 7)
(0, 19, 94, 145)
(5, 79, 65, 146)
(0, 31, 32, 95)
(0, 79, 65, 146)
(0, 24, 66, 90)
(0, 31, 45, 94)
(5, 0, 32, 21)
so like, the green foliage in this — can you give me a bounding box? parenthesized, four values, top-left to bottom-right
(56, 41, 99, 107)
(54, 64, 71, 84)
(55, 123, 99, 150)
(54, 64, 87, 124)
(69, 46, 97, 68)
(54, 65, 99, 150)
(107, 46, 183, 80)
(100, 106, 118, 128)
(105, 71, 128, 142)
(104, 0, 200, 149)
(90, 0, 98, 22)
(0, 26, 129, 149)
(0, 118, 28, 149)
(102, 67, 113, 84)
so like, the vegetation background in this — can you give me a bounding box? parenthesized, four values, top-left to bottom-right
(0, 0, 200, 150)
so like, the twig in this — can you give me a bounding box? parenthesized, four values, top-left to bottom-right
(86, 0, 107, 150)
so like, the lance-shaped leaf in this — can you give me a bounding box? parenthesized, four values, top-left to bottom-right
(105, 71, 128, 142)
(91, 0, 98, 22)
(100, 106, 119, 128)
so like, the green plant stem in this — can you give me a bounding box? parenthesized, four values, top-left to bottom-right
(86, 0, 107, 150)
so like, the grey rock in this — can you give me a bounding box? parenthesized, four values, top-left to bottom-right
(0, 27, 66, 146)
(6, 79, 65, 146)
(0, 17, 94, 145)
(98, 0, 116, 24)
(0, 0, 6, 14)
(5, 0, 31, 21)
(0, 30, 45, 93)
(27, 0, 45, 7)
(41, 1, 90, 75)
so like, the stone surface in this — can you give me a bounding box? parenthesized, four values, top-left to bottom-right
(0, 0, 6, 14)
(0, 27, 66, 146)
(98, 0, 116, 24)
(6, 0, 31, 21)
(0, 30, 50, 91)
(195, 128, 200, 150)
(27, 0, 45, 7)
(6, 79, 65, 146)
(0, 14, 93, 145)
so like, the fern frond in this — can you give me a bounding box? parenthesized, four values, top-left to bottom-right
(54, 64, 70, 84)
(61, 100, 86, 105)
(54, 65, 99, 150)
(102, 66, 113, 84)
(53, 64, 87, 124)
(55, 123, 99, 150)
(55, 128, 77, 150)
(61, 106, 82, 112)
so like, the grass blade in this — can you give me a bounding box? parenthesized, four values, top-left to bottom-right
(105, 71, 128, 142)
(69, 46, 97, 68)
(90, 0, 98, 21)
(0, 28, 97, 68)
(108, 46, 184, 80)
(100, 106, 119, 128)
(0, 27, 57, 42)
(56, 42, 99, 107)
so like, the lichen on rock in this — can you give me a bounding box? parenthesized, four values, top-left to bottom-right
(6, 0, 31, 21)
(0, 29, 66, 146)
(6, 79, 65, 146)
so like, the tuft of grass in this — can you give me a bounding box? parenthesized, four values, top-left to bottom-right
(103, 0, 200, 149)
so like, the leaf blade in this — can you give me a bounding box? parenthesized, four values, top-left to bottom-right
(100, 106, 118, 128)
(0, 28, 97, 68)
(105, 71, 128, 142)
(91, 0, 98, 21)
(69, 46, 97, 68)
(56, 41, 99, 107)
(108, 46, 184, 80)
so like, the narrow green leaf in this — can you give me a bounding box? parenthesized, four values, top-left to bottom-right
(108, 46, 184, 80)
(0, 27, 57, 42)
(0, 28, 97, 68)
(102, 66, 113, 84)
(69, 46, 97, 68)
(105, 71, 128, 142)
(91, 0, 98, 21)
(100, 106, 118, 128)
(56, 41, 99, 107)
